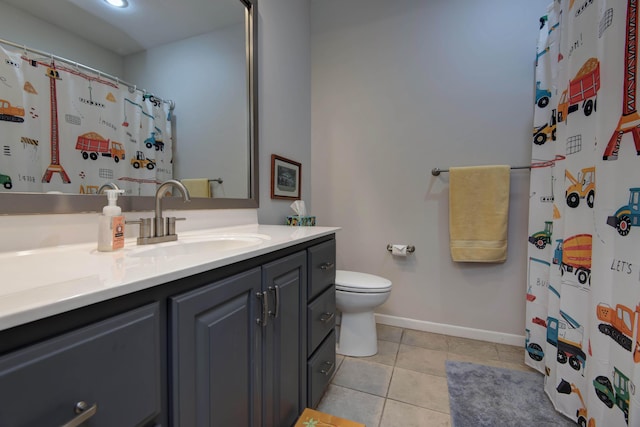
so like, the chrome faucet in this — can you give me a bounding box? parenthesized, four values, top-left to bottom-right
(97, 182, 120, 194)
(127, 179, 191, 245)
(154, 179, 191, 238)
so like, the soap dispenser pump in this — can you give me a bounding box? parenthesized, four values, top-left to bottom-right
(98, 189, 126, 252)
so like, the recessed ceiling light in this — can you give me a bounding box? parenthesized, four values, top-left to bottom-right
(104, 0, 128, 8)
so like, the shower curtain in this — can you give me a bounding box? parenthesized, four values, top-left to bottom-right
(526, 1, 640, 425)
(0, 44, 172, 196)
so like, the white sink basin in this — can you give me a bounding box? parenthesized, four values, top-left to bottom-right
(127, 233, 270, 258)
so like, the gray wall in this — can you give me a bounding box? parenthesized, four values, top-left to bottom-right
(256, 0, 312, 225)
(310, 0, 549, 337)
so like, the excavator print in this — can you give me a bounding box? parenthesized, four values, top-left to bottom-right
(557, 380, 596, 427)
(596, 302, 640, 363)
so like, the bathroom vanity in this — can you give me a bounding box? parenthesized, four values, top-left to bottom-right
(0, 225, 338, 427)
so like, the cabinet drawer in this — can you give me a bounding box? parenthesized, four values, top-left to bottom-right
(307, 286, 336, 354)
(308, 239, 336, 301)
(307, 330, 337, 409)
(0, 303, 161, 427)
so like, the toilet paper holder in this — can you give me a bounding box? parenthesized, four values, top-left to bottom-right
(386, 244, 415, 254)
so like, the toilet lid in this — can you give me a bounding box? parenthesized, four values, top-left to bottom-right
(335, 270, 392, 293)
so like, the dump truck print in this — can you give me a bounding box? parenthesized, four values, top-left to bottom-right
(75, 132, 125, 163)
(558, 58, 600, 123)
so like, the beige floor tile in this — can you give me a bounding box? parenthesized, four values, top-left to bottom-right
(396, 344, 447, 377)
(376, 324, 403, 343)
(446, 336, 499, 360)
(380, 399, 451, 427)
(332, 357, 393, 397)
(317, 384, 385, 427)
(359, 340, 399, 366)
(388, 367, 450, 413)
(401, 329, 448, 351)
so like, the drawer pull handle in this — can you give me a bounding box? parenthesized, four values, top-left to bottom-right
(268, 285, 280, 318)
(320, 262, 335, 270)
(319, 312, 335, 323)
(256, 291, 269, 327)
(320, 361, 336, 376)
(60, 401, 97, 427)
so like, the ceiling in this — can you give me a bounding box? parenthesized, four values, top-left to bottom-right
(1, 0, 245, 55)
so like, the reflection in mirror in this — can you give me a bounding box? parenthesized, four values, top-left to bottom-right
(0, 0, 257, 213)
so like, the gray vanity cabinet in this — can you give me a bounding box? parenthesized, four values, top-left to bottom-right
(170, 251, 307, 427)
(0, 303, 161, 427)
(170, 268, 262, 427)
(0, 234, 337, 427)
(261, 251, 307, 427)
(306, 239, 337, 408)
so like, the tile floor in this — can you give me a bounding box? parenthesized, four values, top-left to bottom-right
(316, 324, 537, 427)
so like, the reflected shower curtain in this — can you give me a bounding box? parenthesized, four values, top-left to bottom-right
(526, 1, 640, 425)
(0, 44, 172, 196)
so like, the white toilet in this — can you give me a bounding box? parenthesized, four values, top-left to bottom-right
(335, 270, 392, 357)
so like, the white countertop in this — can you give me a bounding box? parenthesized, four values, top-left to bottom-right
(0, 224, 339, 332)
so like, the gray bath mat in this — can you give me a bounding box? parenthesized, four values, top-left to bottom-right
(445, 361, 576, 427)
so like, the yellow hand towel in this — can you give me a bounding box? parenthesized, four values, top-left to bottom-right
(449, 165, 510, 263)
(181, 178, 211, 198)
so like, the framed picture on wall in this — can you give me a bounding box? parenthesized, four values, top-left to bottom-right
(271, 154, 301, 200)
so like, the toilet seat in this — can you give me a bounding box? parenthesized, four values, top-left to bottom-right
(335, 270, 392, 294)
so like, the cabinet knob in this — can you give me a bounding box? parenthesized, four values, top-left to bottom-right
(60, 401, 97, 427)
(319, 312, 335, 323)
(320, 361, 336, 376)
(320, 262, 335, 270)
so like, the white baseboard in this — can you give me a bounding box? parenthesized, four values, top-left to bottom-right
(375, 313, 525, 347)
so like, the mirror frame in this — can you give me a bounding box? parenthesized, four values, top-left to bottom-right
(0, 0, 258, 214)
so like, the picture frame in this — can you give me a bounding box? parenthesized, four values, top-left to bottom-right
(271, 154, 301, 200)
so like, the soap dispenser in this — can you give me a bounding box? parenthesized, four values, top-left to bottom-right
(98, 189, 126, 252)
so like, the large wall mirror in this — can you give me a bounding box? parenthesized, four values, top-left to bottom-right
(0, 0, 258, 213)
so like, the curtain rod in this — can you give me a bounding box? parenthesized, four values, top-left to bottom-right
(431, 166, 531, 176)
(0, 37, 174, 110)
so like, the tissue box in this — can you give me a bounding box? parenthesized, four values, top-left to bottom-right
(294, 408, 364, 427)
(286, 215, 316, 226)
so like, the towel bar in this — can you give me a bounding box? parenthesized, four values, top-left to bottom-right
(432, 166, 530, 176)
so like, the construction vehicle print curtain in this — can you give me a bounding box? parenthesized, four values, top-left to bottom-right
(526, 1, 640, 425)
(0, 44, 172, 196)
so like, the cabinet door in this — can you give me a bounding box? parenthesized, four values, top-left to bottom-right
(170, 268, 262, 427)
(0, 303, 161, 427)
(262, 251, 306, 427)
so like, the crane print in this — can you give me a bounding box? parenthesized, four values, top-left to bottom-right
(603, 0, 640, 160)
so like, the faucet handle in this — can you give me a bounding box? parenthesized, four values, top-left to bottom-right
(166, 217, 186, 236)
(126, 218, 153, 239)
